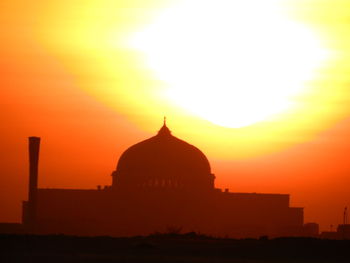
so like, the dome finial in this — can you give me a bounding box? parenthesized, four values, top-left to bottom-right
(158, 116, 171, 136)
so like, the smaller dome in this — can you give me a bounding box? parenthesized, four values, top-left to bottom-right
(112, 121, 215, 191)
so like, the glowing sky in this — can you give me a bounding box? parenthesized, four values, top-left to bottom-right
(1, 0, 350, 231)
(130, 0, 328, 128)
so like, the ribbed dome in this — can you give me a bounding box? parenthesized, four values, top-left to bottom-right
(112, 122, 214, 191)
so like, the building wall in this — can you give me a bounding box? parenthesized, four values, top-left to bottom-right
(26, 187, 304, 238)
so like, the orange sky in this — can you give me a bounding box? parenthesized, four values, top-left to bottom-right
(1, 0, 350, 232)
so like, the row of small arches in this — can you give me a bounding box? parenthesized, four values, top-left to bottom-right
(139, 178, 185, 188)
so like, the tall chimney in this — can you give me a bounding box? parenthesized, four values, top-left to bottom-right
(27, 136, 40, 228)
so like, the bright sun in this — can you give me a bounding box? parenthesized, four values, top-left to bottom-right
(130, 0, 328, 128)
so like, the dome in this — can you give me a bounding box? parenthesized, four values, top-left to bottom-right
(112, 121, 215, 191)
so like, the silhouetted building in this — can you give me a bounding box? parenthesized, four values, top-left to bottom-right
(320, 224, 350, 240)
(0, 223, 24, 234)
(337, 224, 350, 239)
(22, 122, 306, 238)
(303, 222, 319, 237)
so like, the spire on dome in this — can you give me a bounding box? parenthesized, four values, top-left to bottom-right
(157, 116, 171, 136)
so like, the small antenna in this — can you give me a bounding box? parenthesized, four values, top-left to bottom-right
(344, 206, 348, 225)
(163, 116, 167, 126)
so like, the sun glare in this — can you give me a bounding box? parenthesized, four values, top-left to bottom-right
(130, 0, 328, 128)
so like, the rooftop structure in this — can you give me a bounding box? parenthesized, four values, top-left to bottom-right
(21, 122, 306, 238)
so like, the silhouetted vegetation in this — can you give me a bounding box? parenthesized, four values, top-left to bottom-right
(0, 234, 349, 262)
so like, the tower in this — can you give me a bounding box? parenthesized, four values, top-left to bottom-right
(24, 137, 41, 229)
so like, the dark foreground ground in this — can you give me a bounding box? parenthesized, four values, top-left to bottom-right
(1, 233, 349, 263)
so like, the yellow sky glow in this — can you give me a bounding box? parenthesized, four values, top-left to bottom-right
(130, 0, 329, 128)
(31, 0, 350, 158)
